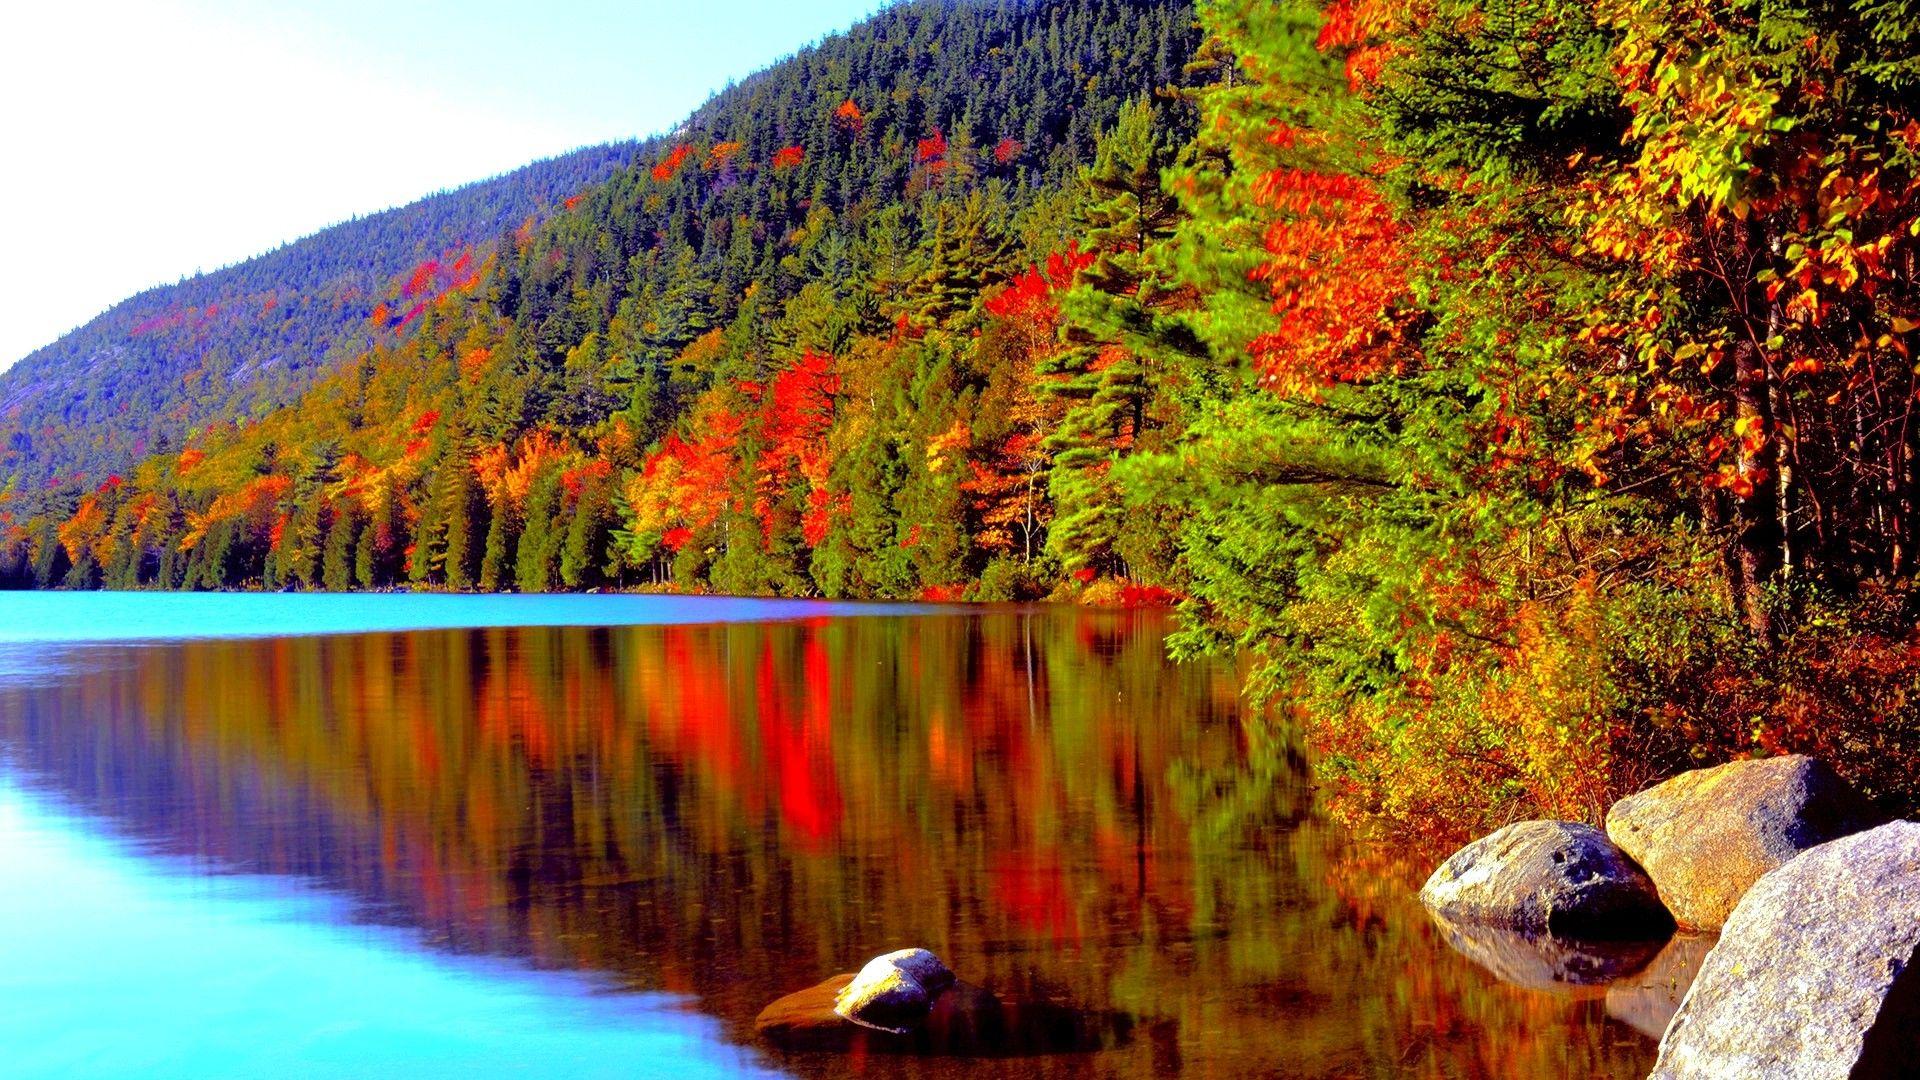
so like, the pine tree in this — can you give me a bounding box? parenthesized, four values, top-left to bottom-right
(1048, 97, 1191, 576)
(440, 465, 481, 590)
(322, 503, 361, 591)
(558, 468, 614, 589)
(909, 189, 1016, 329)
(515, 469, 563, 592)
(478, 503, 516, 592)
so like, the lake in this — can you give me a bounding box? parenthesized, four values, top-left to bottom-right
(0, 593, 1668, 1077)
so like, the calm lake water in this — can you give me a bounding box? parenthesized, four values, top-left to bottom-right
(0, 593, 1669, 1077)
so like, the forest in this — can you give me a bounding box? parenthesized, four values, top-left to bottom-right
(0, 143, 639, 493)
(7, 0, 1920, 838)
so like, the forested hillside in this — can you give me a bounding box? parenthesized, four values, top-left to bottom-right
(3, 0, 1202, 601)
(0, 145, 639, 492)
(17, 0, 1920, 838)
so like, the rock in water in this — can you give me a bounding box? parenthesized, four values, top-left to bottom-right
(1419, 820, 1671, 936)
(1650, 821, 1920, 1079)
(757, 974, 861, 1049)
(1607, 755, 1877, 930)
(833, 948, 956, 1033)
(756, 973, 1000, 1053)
(756, 973, 1130, 1056)
(881, 947, 955, 997)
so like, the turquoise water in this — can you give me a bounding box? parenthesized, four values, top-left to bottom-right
(0, 590, 940, 644)
(0, 778, 779, 1080)
(0, 593, 919, 1079)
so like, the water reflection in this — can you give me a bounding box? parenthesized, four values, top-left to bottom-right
(0, 605, 1661, 1077)
(1426, 916, 1669, 994)
(1604, 934, 1717, 1040)
(0, 780, 779, 1079)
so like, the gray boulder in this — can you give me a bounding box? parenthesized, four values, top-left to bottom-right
(1419, 820, 1672, 936)
(833, 948, 956, 1033)
(1607, 755, 1877, 930)
(1650, 821, 1920, 1078)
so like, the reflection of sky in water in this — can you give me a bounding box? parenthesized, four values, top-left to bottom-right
(0, 778, 787, 1080)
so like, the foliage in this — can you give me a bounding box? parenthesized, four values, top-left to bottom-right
(16, 0, 1920, 841)
(1127, 0, 1920, 838)
(7, 0, 1205, 610)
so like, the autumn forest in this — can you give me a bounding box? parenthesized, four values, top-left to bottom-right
(7, 0, 1920, 837)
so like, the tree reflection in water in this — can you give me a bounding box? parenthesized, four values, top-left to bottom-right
(0, 608, 1659, 1077)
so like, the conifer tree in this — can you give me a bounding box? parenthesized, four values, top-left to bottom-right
(321, 503, 361, 591)
(1049, 97, 1191, 577)
(515, 470, 563, 592)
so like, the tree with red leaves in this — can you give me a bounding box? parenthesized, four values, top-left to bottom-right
(752, 351, 841, 550)
(651, 144, 694, 183)
(832, 98, 865, 133)
(916, 129, 949, 164)
(617, 389, 747, 577)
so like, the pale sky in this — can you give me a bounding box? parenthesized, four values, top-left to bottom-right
(0, 0, 883, 371)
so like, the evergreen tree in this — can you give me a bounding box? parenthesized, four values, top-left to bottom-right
(515, 470, 563, 592)
(909, 190, 1017, 329)
(478, 500, 517, 591)
(1048, 97, 1192, 577)
(440, 466, 482, 590)
(322, 503, 361, 591)
(559, 469, 615, 589)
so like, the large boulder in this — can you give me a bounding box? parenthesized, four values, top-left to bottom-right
(1419, 820, 1672, 937)
(1650, 821, 1920, 1078)
(833, 948, 955, 1033)
(1607, 755, 1877, 930)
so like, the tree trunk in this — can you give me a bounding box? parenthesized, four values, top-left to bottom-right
(1729, 224, 1782, 645)
(1728, 219, 1781, 638)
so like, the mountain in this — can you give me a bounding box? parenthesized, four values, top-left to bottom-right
(0, 144, 639, 492)
(5, 0, 1204, 596)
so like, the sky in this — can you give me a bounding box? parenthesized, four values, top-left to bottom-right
(0, 0, 884, 372)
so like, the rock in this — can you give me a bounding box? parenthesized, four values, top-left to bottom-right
(755, 973, 1130, 1056)
(878, 947, 956, 997)
(1603, 932, 1716, 1040)
(757, 974, 1001, 1052)
(1419, 820, 1673, 937)
(1428, 912, 1666, 994)
(1650, 821, 1920, 1078)
(1607, 755, 1878, 930)
(756, 974, 860, 1050)
(833, 948, 956, 1033)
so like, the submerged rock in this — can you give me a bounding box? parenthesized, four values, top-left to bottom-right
(1428, 913, 1666, 994)
(757, 974, 862, 1049)
(1606, 755, 1878, 930)
(755, 971, 1130, 1057)
(1650, 821, 1920, 1078)
(1419, 820, 1672, 937)
(1603, 932, 1716, 1040)
(833, 948, 956, 1033)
